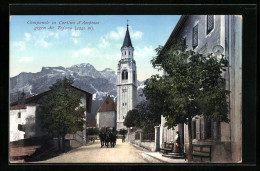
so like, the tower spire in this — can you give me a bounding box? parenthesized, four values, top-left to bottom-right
(121, 22, 133, 49)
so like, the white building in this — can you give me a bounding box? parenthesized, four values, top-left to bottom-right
(116, 24, 138, 130)
(9, 86, 92, 148)
(158, 15, 242, 163)
(96, 95, 117, 129)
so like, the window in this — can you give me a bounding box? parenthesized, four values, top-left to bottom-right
(125, 51, 126, 55)
(122, 70, 128, 80)
(183, 37, 186, 46)
(18, 112, 21, 118)
(123, 116, 124, 119)
(18, 124, 25, 132)
(133, 71, 136, 82)
(192, 117, 218, 140)
(192, 24, 198, 49)
(207, 15, 214, 34)
(129, 51, 130, 55)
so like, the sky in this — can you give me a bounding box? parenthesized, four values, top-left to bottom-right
(10, 15, 181, 81)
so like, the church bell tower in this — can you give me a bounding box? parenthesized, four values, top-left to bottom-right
(116, 24, 137, 130)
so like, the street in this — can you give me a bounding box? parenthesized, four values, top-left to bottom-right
(34, 139, 149, 163)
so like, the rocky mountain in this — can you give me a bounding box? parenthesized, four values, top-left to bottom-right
(10, 63, 146, 124)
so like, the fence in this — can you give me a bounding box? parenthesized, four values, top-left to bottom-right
(143, 133, 155, 141)
(127, 129, 156, 152)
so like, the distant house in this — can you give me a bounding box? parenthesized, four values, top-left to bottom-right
(9, 86, 92, 148)
(86, 119, 97, 128)
(96, 95, 117, 130)
(157, 15, 242, 163)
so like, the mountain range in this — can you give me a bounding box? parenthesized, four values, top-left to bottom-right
(10, 63, 146, 124)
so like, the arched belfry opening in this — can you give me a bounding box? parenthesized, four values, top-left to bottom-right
(122, 70, 128, 80)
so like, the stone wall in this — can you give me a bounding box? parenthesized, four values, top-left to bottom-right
(127, 131, 155, 152)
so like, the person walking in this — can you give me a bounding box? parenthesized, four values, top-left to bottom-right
(122, 134, 125, 143)
(175, 131, 180, 153)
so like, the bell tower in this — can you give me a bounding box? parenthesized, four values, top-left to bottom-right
(116, 23, 137, 130)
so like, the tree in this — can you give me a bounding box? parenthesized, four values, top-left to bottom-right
(119, 129, 127, 135)
(136, 100, 161, 133)
(38, 77, 85, 152)
(86, 127, 99, 136)
(143, 40, 230, 161)
(123, 100, 161, 133)
(123, 109, 139, 128)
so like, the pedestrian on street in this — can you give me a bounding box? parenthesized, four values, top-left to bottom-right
(122, 134, 125, 143)
(175, 131, 180, 153)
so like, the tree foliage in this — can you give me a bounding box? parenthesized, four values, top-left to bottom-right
(38, 77, 85, 152)
(119, 129, 127, 135)
(123, 109, 139, 128)
(144, 39, 230, 160)
(145, 41, 230, 128)
(86, 127, 100, 135)
(123, 100, 161, 133)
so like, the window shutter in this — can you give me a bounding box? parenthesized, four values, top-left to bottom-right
(196, 119, 201, 140)
(207, 15, 214, 34)
(201, 118, 205, 140)
(206, 118, 212, 139)
(192, 24, 198, 48)
(212, 121, 218, 140)
(191, 120, 196, 139)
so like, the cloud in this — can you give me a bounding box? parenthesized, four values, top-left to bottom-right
(71, 30, 80, 37)
(96, 26, 143, 51)
(107, 27, 125, 40)
(13, 32, 32, 50)
(131, 30, 143, 39)
(135, 45, 155, 59)
(98, 37, 110, 48)
(33, 30, 65, 48)
(72, 47, 99, 58)
(18, 56, 33, 62)
(24, 33, 31, 41)
(13, 41, 26, 50)
(106, 26, 143, 41)
(73, 38, 79, 44)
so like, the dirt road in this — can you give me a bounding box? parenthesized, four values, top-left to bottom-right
(35, 140, 148, 163)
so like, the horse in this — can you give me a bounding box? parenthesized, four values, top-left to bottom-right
(109, 132, 117, 148)
(99, 133, 105, 148)
(105, 132, 110, 148)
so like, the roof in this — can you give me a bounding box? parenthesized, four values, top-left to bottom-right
(157, 15, 188, 62)
(86, 120, 96, 127)
(10, 85, 92, 106)
(10, 105, 27, 110)
(121, 25, 133, 49)
(97, 96, 117, 112)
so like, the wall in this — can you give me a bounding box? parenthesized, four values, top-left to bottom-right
(128, 131, 155, 152)
(227, 15, 242, 162)
(97, 111, 116, 128)
(10, 105, 37, 142)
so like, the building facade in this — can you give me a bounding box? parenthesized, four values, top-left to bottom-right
(116, 24, 138, 130)
(159, 15, 242, 163)
(10, 86, 92, 148)
(96, 95, 117, 129)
